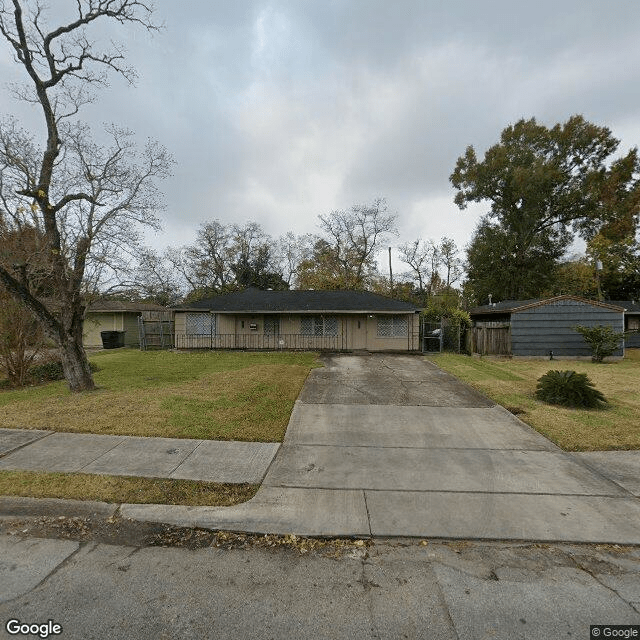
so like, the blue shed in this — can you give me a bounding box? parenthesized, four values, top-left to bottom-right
(469, 295, 625, 358)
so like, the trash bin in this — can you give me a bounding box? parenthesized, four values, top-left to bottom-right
(100, 331, 126, 349)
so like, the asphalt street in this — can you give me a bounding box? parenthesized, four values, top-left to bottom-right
(0, 530, 639, 640)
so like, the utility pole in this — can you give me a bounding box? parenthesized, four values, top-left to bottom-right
(595, 259, 603, 301)
(388, 247, 394, 296)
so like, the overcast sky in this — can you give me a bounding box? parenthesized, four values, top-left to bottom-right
(2, 0, 640, 271)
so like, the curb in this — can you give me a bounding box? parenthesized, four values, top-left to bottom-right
(0, 496, 118, 519)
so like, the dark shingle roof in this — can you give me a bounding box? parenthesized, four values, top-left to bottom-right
(177, 288, 419, 313)
(87, 300, 168, 313)
(470, 299, 541, 314)
(607, 300, 640, 313)
(469, 295, 625, 316)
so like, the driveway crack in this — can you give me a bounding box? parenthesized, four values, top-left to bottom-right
(567, 551, 640, 615)
(363, 490, 372, 536)
(357, 557, 381, 639)
(1, 540, 87, 605)
(431, 562, 462, 640)
(339, 379, 380, 403)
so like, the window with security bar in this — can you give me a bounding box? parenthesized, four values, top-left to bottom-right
(377, 315, 408, 337)
(185, 313, 215, 335)
(300, 315, 338, 336)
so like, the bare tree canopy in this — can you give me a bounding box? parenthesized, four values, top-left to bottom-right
(0, 0, 171, 391)
(438, 237, 463, 288)
(273, 231, 316, 288)
(165, 203, 398, 296)
(131, 247, 182, 306)
(398, 236, 462, 303)
(398, 238, 437, 295)
(314, 198, 398, 289)
(165, 220, 294, 301)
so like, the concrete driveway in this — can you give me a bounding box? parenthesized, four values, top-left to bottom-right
(124, 354, 640, 543)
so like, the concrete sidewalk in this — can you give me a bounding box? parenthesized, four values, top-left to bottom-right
(122, 354, 640, 544)
(0, 429, 278, 484)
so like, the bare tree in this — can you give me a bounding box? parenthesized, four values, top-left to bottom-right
(0, 290, 45, 387)
(398, 237, 442, 295)
(228, 222, 287, 290)
(132, 248, 182, 306)
(399, 239, 432, 294)
(273, 231, 316, 287)
(0, 1, 171, 391)
(318, 198, 397, 289)
(228, 221, 268, 279)
(166, 220, 288, 300)
(438, 237, 463, 288)
(166, 220, 234, 298)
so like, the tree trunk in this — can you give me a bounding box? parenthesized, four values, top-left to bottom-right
(59, 337, 95, 392)
(0, 266, 96, 391)
(58, 312, 95, 392)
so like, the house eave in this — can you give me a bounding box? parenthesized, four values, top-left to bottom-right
(175, 308, 419, 314)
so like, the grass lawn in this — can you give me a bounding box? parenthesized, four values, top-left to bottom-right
(426, 350, 640, 451)
(0, 349, 319, 441)
(0, 470, 258, 506)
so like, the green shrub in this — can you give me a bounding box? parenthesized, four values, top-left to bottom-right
(28, 360, 99, 384)
(574, 324, 624, 363)
(535, 370, 607, 408)
(28, 360, 65, 382)
(421, 306, 471, 328)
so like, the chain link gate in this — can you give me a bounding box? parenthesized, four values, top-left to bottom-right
(420, 317, 465, 353)
(421, 318, 443, 353)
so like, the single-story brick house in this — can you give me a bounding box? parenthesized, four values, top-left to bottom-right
(468, 295, 626, 358)
(173, 288, 421, 352)
(83, 301, 169, 348)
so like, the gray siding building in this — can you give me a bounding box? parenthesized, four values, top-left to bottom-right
(469, 296, 625, 358)
(610, 301, 640, 349)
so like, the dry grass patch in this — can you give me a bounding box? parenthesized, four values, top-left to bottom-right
(0, 470, 258, 506)
(427, 350, 640, 451)
(0, 350, 318, 441)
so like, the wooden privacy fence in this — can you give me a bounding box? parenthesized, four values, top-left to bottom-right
(138, 311, 174, 350)
(471, 322, 511, 355)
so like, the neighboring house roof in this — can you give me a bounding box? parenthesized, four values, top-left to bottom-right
(176, 288, 420, 314)
(607, 300, 640, 313)
(87, 300, 168, 313)
(469, 295, 625, 316)
(469, 298, 540, 314)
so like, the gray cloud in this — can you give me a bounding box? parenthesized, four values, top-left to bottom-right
(1, 0, 639, 259)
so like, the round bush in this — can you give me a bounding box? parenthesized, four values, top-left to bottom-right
(28, 360, 65, 382)
(27, 360, 99, 384)
(535, 370, 607, 409)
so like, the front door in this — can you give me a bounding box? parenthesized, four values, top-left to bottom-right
(263, 316, 280, 349)
(351, 315, 367, 350)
